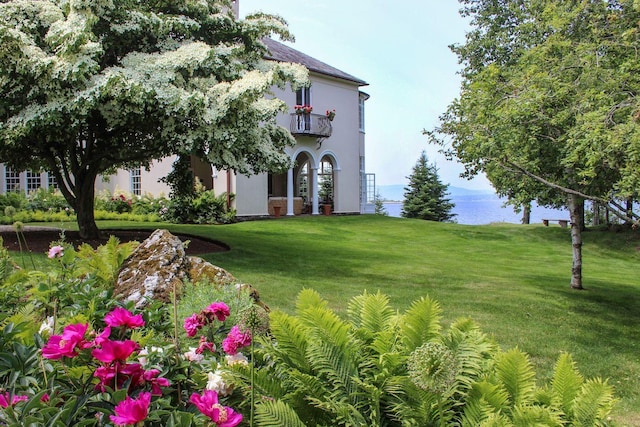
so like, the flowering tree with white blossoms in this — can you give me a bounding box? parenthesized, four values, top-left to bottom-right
(0, 0, 308, 238)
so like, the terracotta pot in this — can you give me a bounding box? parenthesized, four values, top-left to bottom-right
(273, 206, 282, 218)
(322, 204, 331, 216)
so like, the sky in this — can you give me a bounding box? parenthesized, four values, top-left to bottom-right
(240, 0, 493, 191)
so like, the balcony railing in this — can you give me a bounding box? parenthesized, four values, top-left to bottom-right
(290, 113, 333, 138)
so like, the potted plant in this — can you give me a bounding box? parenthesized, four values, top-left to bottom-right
(326, 109, 336, 121)
(294, 104, 313, 114)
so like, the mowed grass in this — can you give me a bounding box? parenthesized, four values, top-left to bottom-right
(46, 216, 640, 422)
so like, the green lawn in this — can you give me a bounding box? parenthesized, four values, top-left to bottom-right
(46, 216, 640, 423)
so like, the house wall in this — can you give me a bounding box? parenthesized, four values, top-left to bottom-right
(96, 157, 174, 197)
(235, 173, 268, 216)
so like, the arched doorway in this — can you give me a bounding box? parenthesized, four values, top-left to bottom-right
(318, 155, 334, 207)
(294, 152, 313, 212)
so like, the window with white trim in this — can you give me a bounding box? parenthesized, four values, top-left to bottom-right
(26, 170, 41, 193)
(5, 168, 20, 193)
(296, 87, 311, 108)
(359, 96, 365, 132)
(130, 167, 142, 196)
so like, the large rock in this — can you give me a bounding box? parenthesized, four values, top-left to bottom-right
(115, 229, 264, 309)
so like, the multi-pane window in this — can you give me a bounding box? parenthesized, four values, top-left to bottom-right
(130, 167, 141, 196)
(26, 170, 41, 193)
(298, 163, 308, 200)
(318, 158, 333, 202)
(47, 173, 58, 190)
(5, 168, 20, 193)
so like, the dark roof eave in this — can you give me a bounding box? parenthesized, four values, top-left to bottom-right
(263, 38, 368, 87)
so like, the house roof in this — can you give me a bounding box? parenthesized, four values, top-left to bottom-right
(263, 38, 368, 86)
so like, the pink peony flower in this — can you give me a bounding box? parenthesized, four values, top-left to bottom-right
(222, 325, 252, 356)
(183, 313, 203, 337)
(42, 323, 90, 359)
(190, 390, 243, 427)
(93, 326, 112, 346)
(204, 302, 230, 322)
(196, 336, 215, 354)
(94, 365, 117, 391)
(109, 392, 151, 426)
(47, 245, 64, 259)
(143, 369, 170, 396)
(0, 392, 28, 408)
(92, 339, 139, 363)
(104, 307, 145, 329)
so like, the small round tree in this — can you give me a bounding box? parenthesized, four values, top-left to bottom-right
(402, 151, 456, 222)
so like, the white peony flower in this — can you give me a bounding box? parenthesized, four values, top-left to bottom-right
(183, 347, 204, 363)
(225, 352, 249, 366)
(39, 316, 55, 336)
(206, 371, 233, 396)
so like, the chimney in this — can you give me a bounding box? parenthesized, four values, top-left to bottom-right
(231, 0, 239, 18)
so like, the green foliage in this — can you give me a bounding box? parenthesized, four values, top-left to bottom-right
(176, 280, 257, 343)
(402, 151, 455, 222)
(228, 289, 616, 426)
(162, 188, 236, 224)
(24, 188, 70, 213)
(75, 236, 138, 286)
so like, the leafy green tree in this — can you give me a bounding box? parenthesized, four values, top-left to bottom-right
(402, 151, 455, 222)
(429, 0, 640, 289)
(0, 0, 308, 238)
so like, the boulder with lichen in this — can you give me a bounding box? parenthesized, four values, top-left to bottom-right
(114, 229, 266, 310)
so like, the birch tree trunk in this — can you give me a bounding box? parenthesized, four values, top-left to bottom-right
(568, 194, 584, 290)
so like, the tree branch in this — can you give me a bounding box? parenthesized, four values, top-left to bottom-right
(500, 159, 639, 225)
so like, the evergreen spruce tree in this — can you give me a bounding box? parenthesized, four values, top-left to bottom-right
(402, 151, 456, 221)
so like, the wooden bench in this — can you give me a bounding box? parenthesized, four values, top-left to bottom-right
(542, 219, 569, 228)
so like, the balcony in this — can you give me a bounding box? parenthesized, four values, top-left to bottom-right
(290, 113, 333, 138)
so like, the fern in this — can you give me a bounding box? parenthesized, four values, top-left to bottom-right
(399, 295, 442, 351)
(571, 378, 616, 426)
(254, 399, 307, 427)
(462, 380, 511, 425)
(266, 311, 311, 373)
(551, 352, 584, 416)
(478, 413, 515, 427)
(494, 348, 536, 407)
(76, 236, 137, 285)
(510, 404, 563, 426)
(295, 288, 327, 313)
(347, 290, 395, 339)
(442, 318, 498, 396)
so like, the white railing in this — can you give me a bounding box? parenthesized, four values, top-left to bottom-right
(290, 113, 333, 138)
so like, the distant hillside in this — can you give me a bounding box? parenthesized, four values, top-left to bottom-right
(377, 184, 493, 202)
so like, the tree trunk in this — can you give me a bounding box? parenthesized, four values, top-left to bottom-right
(568, 194, 584, 290)
(592, 202, 600, 226)
(625, 197, 633, 225)
(521, 204, 531, 224)
(75, 173, 101, 239)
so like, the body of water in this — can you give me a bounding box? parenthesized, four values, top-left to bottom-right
(383, 194, 569, 225)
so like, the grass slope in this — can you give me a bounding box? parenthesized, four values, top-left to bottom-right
(73, 217, 640, 422)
